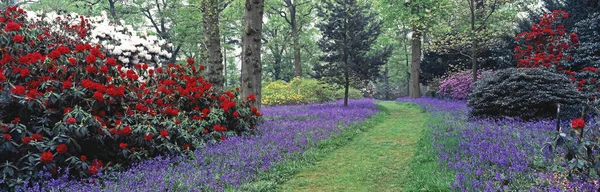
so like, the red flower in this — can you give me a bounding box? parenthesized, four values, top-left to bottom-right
(87, 165, 98, 175)
(571, 118, 585, 129)
(246, 94, 256, 101)
(11, 117, 20, 124)
(56, 144, 68, 154)
(67, 117, 76, 124)
(199, 65, 205, 70)
(12, 85, 26, 95)
(3, 134, 12, 141)
(130, 147, 136, 152)
(160, 130, 168, 138)
(12, 35, 24, 43)
(40, 151, 54, 164)
(233, 111, 239, 118)
(80, 155, 87, 161)
(62, 81, 73, 90)
(106, 58, 117, 66)
(187, 58, 195, 64)
(93, 91, 104, 102)
(221, 135, 226, 141)
(86, 54, 96, 64)
(68, 58, 77, 65)
(32, 134, 42, 141)
(251, 107, 258, 113)
(5, 22, 21, 32)
(19, 68, 29, 77)
(21, 137, 31, 144)
(86, 65, 97, 73)
(214, 125, 227, 132)
(144, 134, 153, 141)
(183, 144, 190, 150)
(119, 142, 128, 149)
(120, 126, 132, 136)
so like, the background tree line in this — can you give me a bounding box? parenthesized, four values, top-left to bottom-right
(2, 0, 597, 105)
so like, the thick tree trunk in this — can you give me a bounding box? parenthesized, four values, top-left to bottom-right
(203, 0, 225, 90)
(410, 26, 421, 98)
(291, 6, 302, 77)
(241, 0, 265, 110)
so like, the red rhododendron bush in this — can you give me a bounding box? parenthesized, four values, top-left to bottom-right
(0, 6, 260, 189)
(514, 10, 599, 99)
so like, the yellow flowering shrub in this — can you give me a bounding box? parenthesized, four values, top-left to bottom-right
(262, 78, 364, 106)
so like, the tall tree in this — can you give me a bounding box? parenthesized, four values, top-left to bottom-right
(378, 0, 448, 98)
(317, 0, 390, 106)
(268, 0, 315, 77)
(201, 0, 232, 90)
(241, 0, 265, 109)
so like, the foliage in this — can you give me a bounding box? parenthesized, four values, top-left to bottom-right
(513, 11, 600, 100)
(546, 114, 600, 185)
(262, 78, 362, 106)
(0, 7, 259, 190)
(24, 10, 173, 67)
(334, 87, 362, 100)
(399, 98, 599, 191)
(27, 99, 379, 191)
(573, 13, 600, 69)
(316, 0, 391, 105)
(468, 68, 584, 119)
(373, 83, 405, 100)
(437, 70, 484, 100)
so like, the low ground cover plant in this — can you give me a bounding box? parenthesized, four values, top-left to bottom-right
(399, 97, 599, 191)
(25, 99, 379, 191)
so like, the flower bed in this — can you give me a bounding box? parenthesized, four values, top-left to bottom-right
(0, 7, 260, 190)
(397, 97, 599, 191)
(25, 99, 379, 191)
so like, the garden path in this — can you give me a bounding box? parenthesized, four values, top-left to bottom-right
(279, 102, 427, 192)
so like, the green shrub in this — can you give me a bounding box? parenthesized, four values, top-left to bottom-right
(262, 78, 362, 105)
(334, 87, 363, 99)
(468, 68, 584, 119)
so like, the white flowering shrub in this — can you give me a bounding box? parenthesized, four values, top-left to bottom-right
(25, 10, 172, 67)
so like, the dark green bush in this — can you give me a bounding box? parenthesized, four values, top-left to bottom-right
(468, 68, 585, 119)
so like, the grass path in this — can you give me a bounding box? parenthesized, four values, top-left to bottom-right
(279, 101, 428, 192)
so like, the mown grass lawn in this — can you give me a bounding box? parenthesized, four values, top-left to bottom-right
(278, 102, 430, 192)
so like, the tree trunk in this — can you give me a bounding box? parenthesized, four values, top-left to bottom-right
(273, 49, 283, 80)
(470, 0, 478, 81)
(241, 0, 265, 110)
(168, 44, 181, 64)
(203, 0, 225, 90)
(291, 5, 302, 77)
(384, 56, 389, 100)
(403, 24, 411, 97)
(223, 37, 228, 87)
(109, 0, 118, 21)
(410, 26, 421, 98)
(344, 55, 350, 106)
